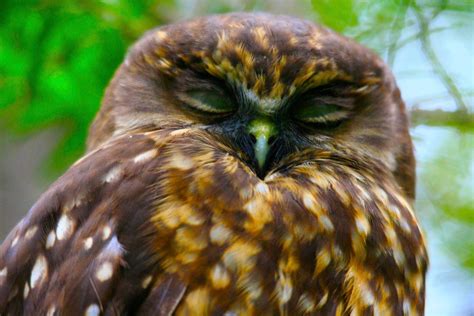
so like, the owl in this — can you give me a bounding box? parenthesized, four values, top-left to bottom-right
(0, 13, 427, 315)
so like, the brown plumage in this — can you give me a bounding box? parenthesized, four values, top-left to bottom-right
(0, 13, 427, 315)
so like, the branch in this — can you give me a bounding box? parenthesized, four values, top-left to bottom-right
(394, 24, 464, 52)
(411, 1, 469, 114)
(410, 108, 473, 130)
(430, 0, 448, 20)
(386, 2, 409, 66)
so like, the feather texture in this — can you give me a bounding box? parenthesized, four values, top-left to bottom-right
(0, 13, 427, 315)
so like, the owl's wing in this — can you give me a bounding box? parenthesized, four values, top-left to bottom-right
(0, 130, 187, 315)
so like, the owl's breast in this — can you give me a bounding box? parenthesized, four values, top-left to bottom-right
(148, 132, 428, 315)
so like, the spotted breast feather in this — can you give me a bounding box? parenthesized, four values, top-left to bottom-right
(0, 127, 427, 315)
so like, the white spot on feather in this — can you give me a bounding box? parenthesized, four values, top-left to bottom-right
(25, 226, 38, 239)
(185, 213, 205, 226)
(389, 203, 401, 218)
(403, 298, 410, 314)
(399, 218, 411, 234)
(168, 153, 194, 170)
(155, 30, 168, 41)
(255, 182, 269, 195)
(361, 283, 375, 305)
(210, 264, 230, 289)
(275, 270, 293, 305)
(102, 225, 112, 240)
(45, 231, 56, 249)
(84, 237, 93, 250)
(103, 165, 122, 183)
(169, 128, 190, 137)
(56, 215, 75, 241)
(0, 267, 7, 283)
(96, 261, 113, 282)
(393, 248, 406, 267)
(23, 283, 30, 298)
(62, 194, 84, 212)
(133, 149, 157, 164)
(411, 272, 423, 292)
(30, 255, 48, 288)
(209, 224, 232, 245)
(303, 193, 315, 209)
(142, 275, 153, 288)
(46, 305, 56, 316)
(11, 236, 19, 248)
(354, 214, 370, 236)
(298, 292, 316, 312)
(85, 304, 100, 316)
(319, 215, 334, 232)
(317, 292, 328, 308)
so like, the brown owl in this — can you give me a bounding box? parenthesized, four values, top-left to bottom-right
(0, 13, 427, 315)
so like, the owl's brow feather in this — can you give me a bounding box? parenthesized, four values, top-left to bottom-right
(137, 16, 384, 100)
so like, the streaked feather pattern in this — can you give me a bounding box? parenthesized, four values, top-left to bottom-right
(1, 12, 427, 315)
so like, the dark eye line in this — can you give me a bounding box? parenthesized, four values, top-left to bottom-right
(288, 95, 353, 117)
(299, 81, 357, 100)
(189, 71, 233, 93)
(289, 86, 355, 127)
(306, 80, 356, 93)
(301, 96, 355, 110)
(295, 118, 345, 132)
(283, 81, 356, 111)
(175, 86, 237, 119)
(174, 74, 358, 128)
(178, 100, 234, 121)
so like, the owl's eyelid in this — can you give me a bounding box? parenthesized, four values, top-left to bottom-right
(302, 80, 357, 95)
(301, 96, 355, 110)
(177, 92, 234, 114)
(297, 82, 357, 110)
(298, 110, 350, 123)
(184, 86, 227, 96)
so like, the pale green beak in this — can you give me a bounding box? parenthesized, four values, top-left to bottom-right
(247, 118, 277, 170)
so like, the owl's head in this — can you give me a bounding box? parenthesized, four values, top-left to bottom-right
(88, 12, 414, 199)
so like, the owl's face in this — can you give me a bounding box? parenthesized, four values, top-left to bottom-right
(89, 12, 414, 198)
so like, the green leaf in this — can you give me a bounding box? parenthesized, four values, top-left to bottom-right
(311, 0, 359, 32)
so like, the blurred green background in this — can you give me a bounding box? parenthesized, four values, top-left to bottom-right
(0, 0, 472, 314)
